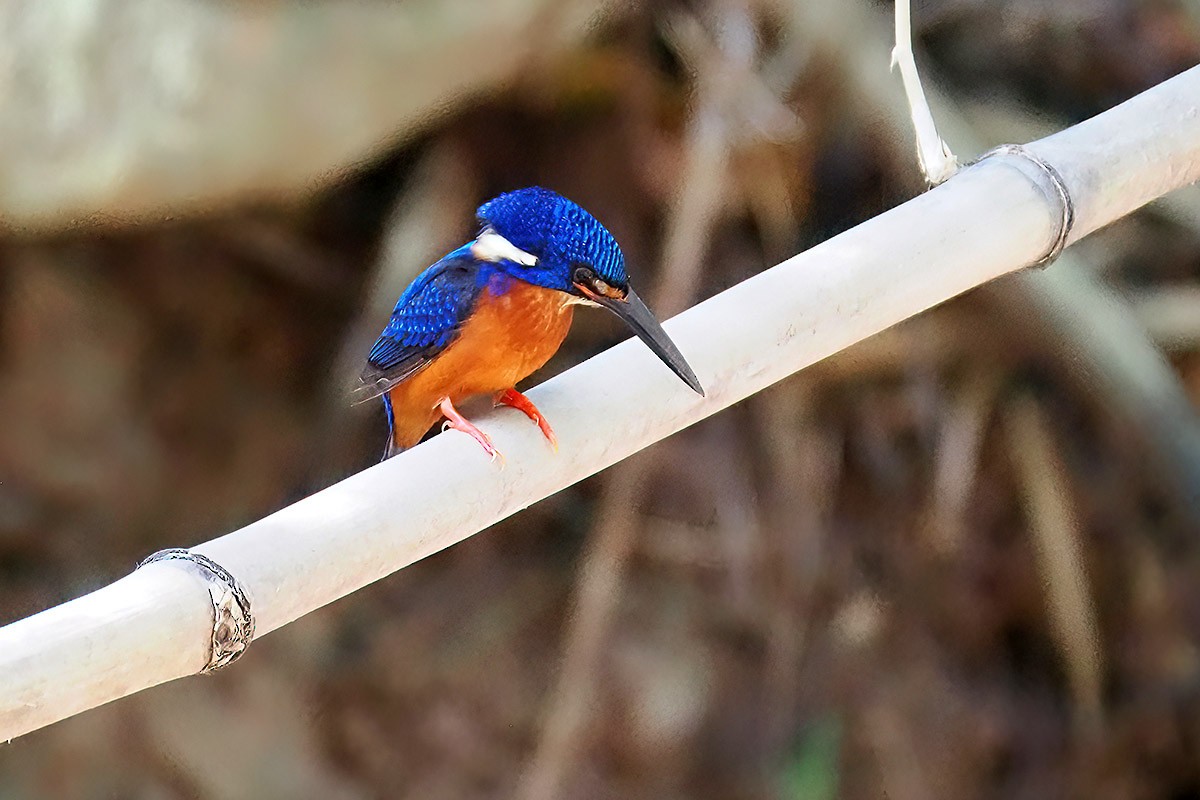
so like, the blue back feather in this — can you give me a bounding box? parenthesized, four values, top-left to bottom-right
(363, 246, 482, 380)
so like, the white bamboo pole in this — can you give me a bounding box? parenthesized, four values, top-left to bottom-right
(3, 66, 1199, 743)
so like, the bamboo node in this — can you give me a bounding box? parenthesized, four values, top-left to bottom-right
(137, 549, 255, 673)
(971, 144, 1076, 267)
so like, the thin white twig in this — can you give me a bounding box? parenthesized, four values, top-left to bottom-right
(891, 0, 958, 184)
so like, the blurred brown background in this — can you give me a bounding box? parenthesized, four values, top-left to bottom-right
(2, 0, 1200, 798)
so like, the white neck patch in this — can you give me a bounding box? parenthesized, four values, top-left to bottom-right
(471, 230, 538, 266)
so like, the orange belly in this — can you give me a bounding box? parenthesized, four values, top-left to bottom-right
(387, 279, 575, 450)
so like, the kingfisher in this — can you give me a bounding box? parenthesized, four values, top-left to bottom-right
(353, 187, 704, 460)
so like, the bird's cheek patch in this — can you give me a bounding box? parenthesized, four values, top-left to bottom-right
(472, 231, 538, 267)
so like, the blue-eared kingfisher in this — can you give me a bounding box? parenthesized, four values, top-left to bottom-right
(353, 187, 704, 460)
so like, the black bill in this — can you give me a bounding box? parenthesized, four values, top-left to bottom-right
(591, 286, 704, 396)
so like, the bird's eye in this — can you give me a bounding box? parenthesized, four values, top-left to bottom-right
(573, 264, 625, 299)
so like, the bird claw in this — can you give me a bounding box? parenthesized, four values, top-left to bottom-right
(495, 388, 558, 452)
(438, 397, 503, 463)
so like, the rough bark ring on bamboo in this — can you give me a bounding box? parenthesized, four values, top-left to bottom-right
(137, 549, 255, 673)
(972, 144, 1075, 266)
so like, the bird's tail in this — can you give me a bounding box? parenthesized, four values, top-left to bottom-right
(381, 394, 398, 461)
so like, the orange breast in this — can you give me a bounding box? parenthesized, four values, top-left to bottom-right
(386, 278, 575, 450)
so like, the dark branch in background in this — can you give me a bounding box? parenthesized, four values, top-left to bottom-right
(517, 6, 776, 796)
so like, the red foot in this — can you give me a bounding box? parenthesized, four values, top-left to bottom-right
(496, 388, 558, 451)
(438, 397, 502, 463)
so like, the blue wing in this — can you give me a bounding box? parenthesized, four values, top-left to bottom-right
(353, 246, 484, 403)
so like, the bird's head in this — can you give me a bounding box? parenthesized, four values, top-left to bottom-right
(474, 187, 703, 396)
(475, 186, 627, 293)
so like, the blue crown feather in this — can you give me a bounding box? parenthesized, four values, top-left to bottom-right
(477, 187, 627, 287)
